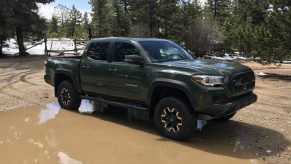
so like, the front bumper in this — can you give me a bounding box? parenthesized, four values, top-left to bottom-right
(198, 92, 257, 120)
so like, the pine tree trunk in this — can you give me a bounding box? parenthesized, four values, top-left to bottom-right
(16, 26, 27, 56)
(0, 37, 4, 58)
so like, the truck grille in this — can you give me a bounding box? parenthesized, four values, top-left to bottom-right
(230, 71, 255, 94)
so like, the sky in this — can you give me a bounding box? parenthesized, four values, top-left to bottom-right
(38, 0, 91, 19)
(38, 0, 207, 20)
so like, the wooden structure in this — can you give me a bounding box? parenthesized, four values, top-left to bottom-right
(44, 38, 88, 56)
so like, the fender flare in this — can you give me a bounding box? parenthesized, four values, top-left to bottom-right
(147, 78, 197, 110)
(54, 69, 82, 94)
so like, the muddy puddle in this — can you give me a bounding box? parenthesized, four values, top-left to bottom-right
(0, 102, 257, 164)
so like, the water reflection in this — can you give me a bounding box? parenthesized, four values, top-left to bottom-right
(58, 152, 82, 164)
(38, 102, 61, 124)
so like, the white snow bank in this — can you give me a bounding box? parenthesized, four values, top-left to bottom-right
(256, 72, 268, 76)
(206, 53, 250, 61)
(2, 38, 86, 55)
(78, 99, 95, 114)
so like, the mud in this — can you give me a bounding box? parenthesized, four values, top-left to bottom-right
(0, 104, 257, 164)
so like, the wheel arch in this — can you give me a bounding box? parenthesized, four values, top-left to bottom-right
(54, 69, 81, 96)
(148, 79, 197, 119)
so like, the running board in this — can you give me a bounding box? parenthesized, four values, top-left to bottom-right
(80, 95, 149, 111)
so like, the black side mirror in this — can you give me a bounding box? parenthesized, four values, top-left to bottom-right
(125, 55, 144, 64)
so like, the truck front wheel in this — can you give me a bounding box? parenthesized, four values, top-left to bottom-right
(57, 81, 81, 110)
(154, 97, 196, 141)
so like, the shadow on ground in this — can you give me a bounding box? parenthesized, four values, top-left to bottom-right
(80, 106, 290, 160)
(0, 55, 45, 70)
(259, 73, 291, 81)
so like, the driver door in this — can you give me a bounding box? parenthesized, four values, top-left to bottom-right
(106, 42, 146, 102)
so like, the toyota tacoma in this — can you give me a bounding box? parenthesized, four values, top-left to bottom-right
(44, 37, 257, 140)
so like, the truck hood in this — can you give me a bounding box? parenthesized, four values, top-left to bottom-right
(158, 59, 252, 76)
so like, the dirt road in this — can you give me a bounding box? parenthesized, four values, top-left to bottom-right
(0, 57, 290, 164)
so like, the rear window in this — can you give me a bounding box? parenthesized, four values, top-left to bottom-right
(87, 42, 110, 61)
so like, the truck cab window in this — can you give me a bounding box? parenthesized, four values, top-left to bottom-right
(113, 42, 140, 62)
(87, 42, 110, 61)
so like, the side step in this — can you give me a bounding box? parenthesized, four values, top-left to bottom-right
(80, 95, 149, 111)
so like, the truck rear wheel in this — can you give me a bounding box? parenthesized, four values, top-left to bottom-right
(154, 97, 196, 141)
(57, 81, 81, 110)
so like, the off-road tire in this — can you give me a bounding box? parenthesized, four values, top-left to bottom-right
(154, 97, 196, 141)
(57, 81, 81, 110)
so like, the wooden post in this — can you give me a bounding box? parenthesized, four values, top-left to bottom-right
(44, 38, 48, 56)
(88, 27, 92, 40)
(74, 39, 77, 52)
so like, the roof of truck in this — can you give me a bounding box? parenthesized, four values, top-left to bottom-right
(91, 37, 169, 42)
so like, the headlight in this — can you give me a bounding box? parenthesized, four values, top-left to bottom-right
(192, 75, 224, 87)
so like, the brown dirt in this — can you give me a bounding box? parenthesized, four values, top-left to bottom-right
(0, 56, 290, 164)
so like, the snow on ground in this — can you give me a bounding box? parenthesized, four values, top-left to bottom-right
(283, 61, 291, 64)
(205, 53, 251, 61)
(256, 72, 268, 76)
(2, 38, 291, 64)
(78, 99, 95, 114)
(2, 39, 19, 55)
(2, 38, 86, 56)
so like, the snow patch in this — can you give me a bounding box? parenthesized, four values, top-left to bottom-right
(2, 38, 86, 56)
(256, 72, 268, 76)
(78, 99, 95, 114)
(205, 53, 250, 61)
(283, 61, 291, 64)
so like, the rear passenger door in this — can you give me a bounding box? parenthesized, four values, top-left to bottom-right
(106, 42, 146, 102)
(80, 41, 112, 95)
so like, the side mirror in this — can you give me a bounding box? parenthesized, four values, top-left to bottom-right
(125, 55, 144, 64)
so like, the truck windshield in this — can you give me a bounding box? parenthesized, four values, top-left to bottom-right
(138, 40, 193, 62)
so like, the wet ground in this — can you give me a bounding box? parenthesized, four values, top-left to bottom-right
(0, 103, 256, 164)
(0, 57, 290, 164)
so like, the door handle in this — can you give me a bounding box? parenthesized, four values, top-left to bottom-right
(108, 68, 118, 72)
(82, 65, 90, 69)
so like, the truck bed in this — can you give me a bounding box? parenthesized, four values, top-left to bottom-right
(47, 56, 82, 60)
(45, 56, 82, 87)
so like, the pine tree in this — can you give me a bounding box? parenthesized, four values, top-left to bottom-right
(0, 0, 10, 57)
(229, 0, 291, 63)
(159, 0, 180, 39)
(5, 0, 55, 56)
(111, 0, 130, 36)
(67, 5, 82, 38)
(83, 12, 90, 29)
(206, 0, 232, 24)
(82, 12, 90, 38)
(49, 16, 59, 34)
(90, 0, 110, 37)
(128, 0, 159, 37)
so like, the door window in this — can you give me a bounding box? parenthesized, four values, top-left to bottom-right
(113, 42, 140, 62)
(87, 42, 110, 61)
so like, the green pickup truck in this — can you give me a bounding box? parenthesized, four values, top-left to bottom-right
(44, 37, 257, 140)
